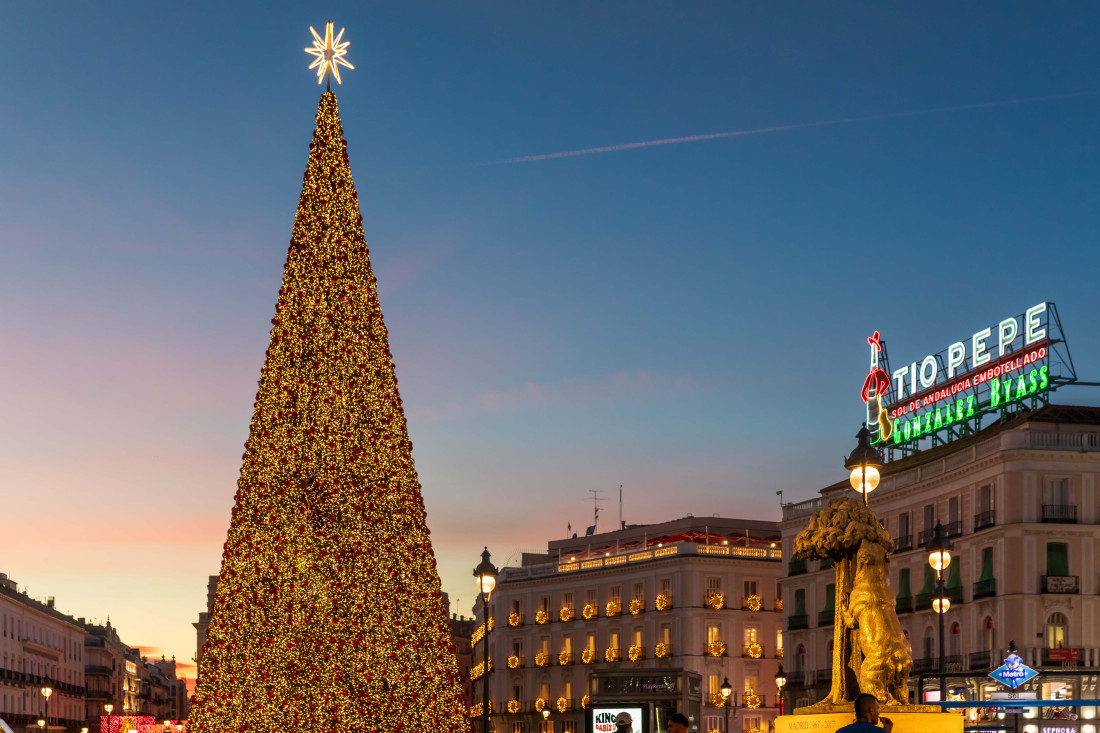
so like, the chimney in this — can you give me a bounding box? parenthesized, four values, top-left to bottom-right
(47, 597, 55, 608)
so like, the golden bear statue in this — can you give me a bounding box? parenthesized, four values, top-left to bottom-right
(845, 539, 912, 705)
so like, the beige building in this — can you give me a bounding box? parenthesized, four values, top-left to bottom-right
(0, 573, 87, 733)
(481, 516, 784, 733)
(780, 406, 1100, 729)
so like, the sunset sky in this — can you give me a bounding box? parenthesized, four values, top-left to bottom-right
(2, 2, 1099, 684)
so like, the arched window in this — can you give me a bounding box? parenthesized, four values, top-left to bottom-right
(923, 629, 935, 661)
(1047, 613, 1068, 649)
(983, 617, 994, 652)
(796, 643, 806, 672)
(950, 622, 962, 656)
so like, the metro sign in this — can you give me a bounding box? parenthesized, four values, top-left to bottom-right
(990, 655, 1038, 690)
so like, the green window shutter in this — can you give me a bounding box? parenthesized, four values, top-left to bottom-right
(946, 560, 962, 589)
(794, 588, 806, 615)
(822, 584, 835, 612)
(918, 565, 935, 594)
(897, 568, 911, 599)
(979, 548, 994, 581)
(1047, 543, 1069, 577)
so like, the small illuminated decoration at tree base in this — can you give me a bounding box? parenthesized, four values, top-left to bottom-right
(186, 46, 467, 732)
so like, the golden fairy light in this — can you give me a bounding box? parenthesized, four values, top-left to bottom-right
(305, 22, 354, 85)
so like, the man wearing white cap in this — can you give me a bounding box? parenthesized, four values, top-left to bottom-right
(614, 711, 634, 733)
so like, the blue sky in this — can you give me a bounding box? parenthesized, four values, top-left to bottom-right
(2, 2, 1099, 677)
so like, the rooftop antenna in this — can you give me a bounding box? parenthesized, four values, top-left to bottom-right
(588, 489, 603, 534)
(619, 484, 624, 529)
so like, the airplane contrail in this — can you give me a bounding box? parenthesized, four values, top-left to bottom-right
(479, 90, 1100, 166)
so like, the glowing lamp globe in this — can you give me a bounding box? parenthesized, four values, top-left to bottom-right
(473, 546, 499, 602)
(929, 548, 952, 572)
(933, 596, 950, 614)
(849, 466, 881, 493)
(721, 676, 732, 699)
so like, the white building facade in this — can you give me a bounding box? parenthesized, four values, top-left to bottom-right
(479, 517, 785, 733)
(780, 406, 1100, 730)
(0, 573, 87, 733)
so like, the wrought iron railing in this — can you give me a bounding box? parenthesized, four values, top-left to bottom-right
(974, 510, 996, 531)
(973, 578, 997, 599)
(1040, 575, 1079, 594)
(1042, 504, 1078, 523)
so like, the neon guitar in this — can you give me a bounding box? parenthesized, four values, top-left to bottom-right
(862, 331, 893, 443)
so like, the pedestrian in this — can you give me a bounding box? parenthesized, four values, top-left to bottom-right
(614, 711, 633, 733)
(667, 712, 690, 733)
(835, 693, 893, 733)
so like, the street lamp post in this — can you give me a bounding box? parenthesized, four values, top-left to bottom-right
(721, 676, 732, 733)
(41, 686, 52, 731)
(844, 424, 884, 506)
(774, 665, 786, 717)
(542, 708, 550, 731)
(926, 520, 953, 705)
(473, 547, 499, 733)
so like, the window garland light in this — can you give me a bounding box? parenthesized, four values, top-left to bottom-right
(559, 606, 575, 622)
(705, 591, 725, 610)
(628, 644, 643, 662)
(744, 594, 763, 612)
(556, 697, 569, 713)
(507, 654, 521, 669)
(535, 609, 550, 625)
(582, 604, 598, 620)
(629, 599, 645, 615)
(508, 611, 522, 627)
(654, 642, 671, 659)
(606, 599, 622, 617)
(558, 650, 573, 666)
(655, 593, 672, 611)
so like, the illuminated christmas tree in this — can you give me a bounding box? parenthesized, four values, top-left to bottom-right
(187, 90, 469, 733)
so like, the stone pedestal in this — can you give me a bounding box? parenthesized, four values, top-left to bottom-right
(774, 711, 963, 733)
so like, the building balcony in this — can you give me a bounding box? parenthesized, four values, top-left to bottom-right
(817, 609, 834, 627)
(815, 667, 832, 683)
(86, 665, 113, 676)
(973, 578, 997, 599)
(895, 596, 913, 614)
(974, 510, 996, 531)
(915, 592, 933, 611)
(968, 651, 992, 670)
(912, 657, 937, 674)
(1042, 504, 1078, 523)
(788, 614, 809, 630)
(893, 534, 913, 553)
(918, 528, 935, 547)
(789, 558, 807, 575)
(1041, 575, 1079, 594)
(944, 520, 963, 538)
(1041, 647, 1083, 666)
(742, 643, 765, 659)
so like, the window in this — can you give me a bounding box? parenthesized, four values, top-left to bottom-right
(776, 629, 783, 657)
(586, 633, 595, 652)
(706, 577, 722, 594)
(659, 577, 672, 596)
(899, 512, 910, 537)
(950, 622, 961, 656)
(561, 723, 576, 733)
(609, 586, 621, 603)
(585, 589, 597, 606)
(983, 618, 994, 652)
(743, 675, 757, 694)
(775, 581, 783, 604)
(707, 625, 721, 644)
(633, 582, 644, 601)
(708, 675, 721, 696)
(743, 626, 759, 645)
(562, 592, 574, 610)
(564, 681, 572, 700)
(609, 631, 619, 650)
(794, 588, 806, 616)
(540, 596, 549, 614)
(1047, 543, 1070, 577)
(661, 625, 670, 645)
(512, 640, 523, 657)
(1047, 613, 1068, 649)
(744, 580, 758, 598)
(540, 637, 549, 654)
(1045, 478, 1069, 506)
(979, 484, 993, 513)
(923, 504, 935, 530)
(746, 716, 762, 733)
(923, 630, 934, 660)
(897, 568, 911, 599)
(562, 636, 572, 654)
(948, 497, 959, 526)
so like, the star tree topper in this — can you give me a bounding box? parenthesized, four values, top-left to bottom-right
(305, 22, 354, 86)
